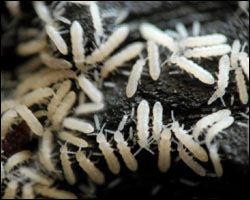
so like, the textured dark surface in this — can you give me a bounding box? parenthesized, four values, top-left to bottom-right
(1, 1, 249, 200)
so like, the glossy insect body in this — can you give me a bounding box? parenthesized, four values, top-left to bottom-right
(152, 101, 163, 141)
(158, 128, 172, 172)
(235, 67, 248, 104)
(209, 144, 223, 177)
(238, 52, 249, 80)
(147, 41, 161, 80)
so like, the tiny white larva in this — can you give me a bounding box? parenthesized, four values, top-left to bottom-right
(184, 44, 231, 58)
(181, 34, 227, 48)
(170, 55, 215, 85)
(86, 25, 129, 64)
(140, 23, 178, 52)
(40, 52, 73, 69)
(1, 109, 18, 140)
(34, 185, 77, 199)
(208, 55, 230, 105)
(96, 130, 121, 174)
(209, 144, 223, 177)
(17, 39, 47, 56)
(58, 131, 88, 148)
(158, 128, 172, 172)
(76, 150, 105, 185)
(63, 117, 94, 134)
(205, 116, 234, 147)
(60, 144, 76, 185)
(101, 42, 144, 78)
(230, 39, 241, 69)
(78, 74, 104, 103)
(15, 104, 43, 136)
(75, 102, 105, 115)
(126, 59, 145, 98)
(152, 101, 163, 141)
(33, 1, 53, 24)
(192, 109, 231, 141)
(175, 22, 189, 39)
(177, 144, 206, 176)
(235, 67, 249, 104)
(52, 91, 76, 129)
(70, 21, 85, 68)
(147, 41, 161, 81)
(172, 121, 208, 162)
(5, 150, 32, 173)
(45, 24, 68, 55)
(238, 52, 249, 80)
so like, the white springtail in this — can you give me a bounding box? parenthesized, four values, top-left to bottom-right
(101, 42, 144, 78)
(205, 116, 234, 147)
(208, 55, 230, 105)
(40, 52, 73, 69)
(70, 21, 85, 68)
(17, 39, 47, 56)
(86, 25, 129, 64)
(58, 131, 88, 148)
(175, 22, 188, 39)
(78, 74, 103, 103)
(22, 183, 35, 199)
(209, 144, 223, 177)
(126, 59, 145, 98)
(235, 67, 249, 104)
(238, 52, 249, 80)
(230, 39, 241, 69)
(181, 34, 227, 48)
(152, 101, 163, 141)
(46, 24, 68, 55)
(33, 1, 53, 24)
(158, 128, 171, 172)
(63, 117, 94, 134)
(1, 109, 18, 140)
(147, 41, 161, 81)
(75, 102, 105, 115)
(184, 44, 231, 58)
(170, 55, 215, 85)
(192, 21, 201, 36)
(140, 23, 178, 52)
(192, 109, 231, 141)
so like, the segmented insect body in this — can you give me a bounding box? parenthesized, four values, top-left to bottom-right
(172, 121, 208, 162)
(1, 109, 18, 140)
(70, 21, 85, 68)
(52, 91, 76, 129)
(126, 59, 145, 98)
(78, 74, 103, 103)
(158, 128, 172, 172)
(114, 131, 138, 171)
(205, 116, 234, 147)
(97, 132, 121, 174)
(38, 129, 57, 172)
(45, 24, 68, 55)
(147, 41, 161, 81)
(58, 131, 88, 148)
(90, 2, 103, 42)
(101, 42, 144, 78)
(192, 109, 231, 141)
(75, 102, 105, 115)
(63, 117, 94, 134)
(5, 150, 32, 173)
(2, 180, 18, 199)
(76, 151, 105, 185)
(34, 185, 77, 199)
(235, 67, 249, 104)
(136, 100, 150, 149)
(238, 52, 249, 80)
(20, 87, 54, 107)
(15, 104, 43, 136)
(181, 34, 227, 48)
(209, 144, 223, 177)
(170, 55, 215, 85)
(17, 39, 47, 56)
(22, 183, 35, 199)
(140, 23, 178, 52)
(33, 1, 52, 24)
(152, 101, 163, 141)
(60, 145, 76, 185)
(86, 25, 129, 64)
(184, 44, 231, 58)
(40, 52, 73, 69)
(19, 167, 54, 186)
(48, 80, 72, 120)
(177, 144, 206, 176)
(208, 55, 230, 105)
(230, 40, 241, 69)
